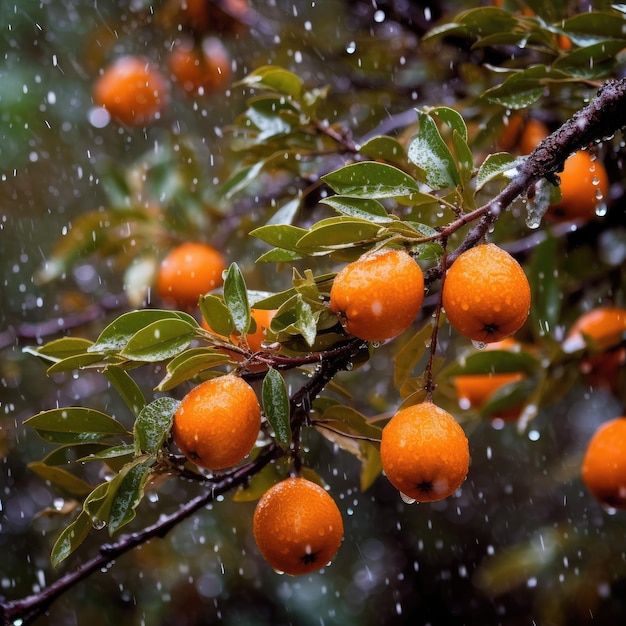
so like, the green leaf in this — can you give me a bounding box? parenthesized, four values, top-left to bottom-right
(408, 112, 460, 189)
(250, 224, 309, 251)
(358, 135, 407, 164)
(552, 40, 625, 78)
(51, 510, 92, 567)
(295, 296, 317, 347)
(33, 337, 94, 360)
(430, 106, 468, 142)
(562, 10, 626, 44)
(103, 366, 145, 417)
(78, 444, 135, 462)
(107, 459, 154, 535)
(46, 352, 115, 374)
(296, 217, 384, 250)
(528, 234, 561, 340)
(443, 349, 539, 377)
(121, 319, 196, 362)
(28, 462, 94, 497)
(25, 408, 129, 444)
(157, 348, 231, 391)
(239, 65, 303, 99)
(256, 248, 305, 263)
(223, 263, 251, 335)
(322, 162, 422, 201)
(476, 153, 519, 192)
(199, 294, 234, 337)
(90, 310, 197, 354)
(134, 397, 180, 455)
(267, 197, 302, 226)
(262, 368, 291, 450)
(483, 67, 569, 109)
(320, 196, 394, 223)
(394, 322, 433, 390)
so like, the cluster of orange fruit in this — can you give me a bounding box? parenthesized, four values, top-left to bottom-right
(92, 1, 241, 126)
(161, 240, 537, 573)
(498, 114, 610, 223)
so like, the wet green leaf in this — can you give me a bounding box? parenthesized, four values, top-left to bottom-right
(33, 337, 94, 359)
(358, 135, 407, 164)
(121, 319, 196, 362)
(199, 294, 234, 337)
(28, 462, 93, 497)
(553, 39, 625, 78)
(408, 112, 460, 189)
(296, 217, 384, 250)
(239, 65, 303, 99)
(223, 263, 251, 335)
(90, 310, 197, 354)
(103, 366, 145, 417)
(262, 368, 291, 450)
(394, 322, 433, 390)
(107, 459, 154, 534)
(134, 397, 180, 455)
(157, 348, 231, 391)
(255, 248, 305, 263)
(25, 408, 129, 444)
(443, 349, 539, 377)
(321, 196, 394, 223)
(46, 352, 114, 374)
(476, 153, 518, 192)
(78, 445, 135, 462)
(51, 510, 92, 567)
(528, 234, 561, 341)
(322, 162, 422, 200)
(250, 224, 308, 252)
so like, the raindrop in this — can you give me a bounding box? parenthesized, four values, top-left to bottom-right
(471, 339, 486, 350)
(346, 41, 356, 54)
(53, 497, 65, 511)
(595, 201, 608, 217)
(399, 492, 416, 505)
(92, 518, 106, 530)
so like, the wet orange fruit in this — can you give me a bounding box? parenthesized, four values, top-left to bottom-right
(518, 118, 549, 155)
(380, 402, 470, 502)
(253, 477, 344, 575)
(172, 374, 261, 470)
(202, 307, 276, 353)
(157, 242, 226, 309)
(329, 249, 424, 342)
(582, 417, 626, 509)
(442, 243, 531, 344)
(169, 37, 231, 96)
(453, 339, 526, 420)
(93, 56, 167, 125)
(546, 150, 609, 222)
(565, 307, 626, 392)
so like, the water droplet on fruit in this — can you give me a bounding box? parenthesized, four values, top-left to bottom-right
(400, 492, 416, 505)
(472, 340, 486, 350)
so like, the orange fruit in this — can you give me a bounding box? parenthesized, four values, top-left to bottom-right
(93, 56, 167, 125)
(453, 339, 526, 420)
(442, 243, 531, 344)
(329, 249, 424, 342)
(517, 118, 549, 155)
(172, 374, 261, 470)
(582, 417, 626, 509)
(380, 402, 470, 502)
(202, 307, 276, 353)
(157, 242, 226, 309)
(497, 113, 524, 152)
(253, 477, 344, 575)
(546, 150, 609, 222)
(169, 37, 231, 96)
(179, 0, 248, 35)
(565, 307, 626, 392)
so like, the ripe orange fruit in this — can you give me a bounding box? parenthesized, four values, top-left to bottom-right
(565, 307, 626, 392)
(546, 150, 609, 222)
(179, 0, 248, 35)
(253, 477, 344, 576)
(517, 118, 549, 155)
(157, 242, 226, 309)
(442, 243, 531, 344)
(172, 374, 261, 470)
(582, 417, 626, 509)
(169, 37, 231, 96)
(93, 56, 167, 125)
(496, 113, 524, 152)
(380, 402, 470, 502)
(329, 249, 424, 342)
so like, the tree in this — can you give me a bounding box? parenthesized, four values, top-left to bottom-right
(2, 1, 626, 624)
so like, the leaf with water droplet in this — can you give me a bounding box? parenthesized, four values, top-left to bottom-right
(262, 368, 291, 450)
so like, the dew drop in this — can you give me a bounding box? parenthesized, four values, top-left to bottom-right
(400, 492, 416, 505)
(595, 201, 608, 217)
(471, 340, 487, 350)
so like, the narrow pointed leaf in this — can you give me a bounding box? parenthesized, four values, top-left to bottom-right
(103, 366, 145, 417)
(121, 319, 196, 362)
(107, 459, 154, 534)
(51, 511, 92, 567)
(223, 263, 250, 335)
(262, 368, 291, 450)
